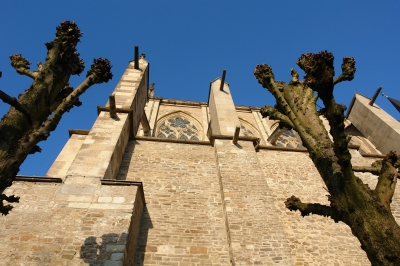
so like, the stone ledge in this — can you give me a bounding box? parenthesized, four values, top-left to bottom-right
(159, 98, 208, 107)
(68, 129, 90, 137)
(134, 136, 212, 146)
(235, 106, 262, 112)
(259, 144, 360, 152)
(101, 179, 146, 206)
(15, 175, 62, 183)
(361, 153, 386, 158)
(257, 145, 308, 153)
(208, 134, 258, 146)
(258, 145, 385, 158)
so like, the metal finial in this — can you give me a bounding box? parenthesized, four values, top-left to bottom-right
(220, 69, 226, 91)
(369, 86, 382, 106)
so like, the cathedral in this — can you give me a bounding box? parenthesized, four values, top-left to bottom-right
(3, 55, 400, 265)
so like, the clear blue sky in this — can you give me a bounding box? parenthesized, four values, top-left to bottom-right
(1, 1, 400, 176)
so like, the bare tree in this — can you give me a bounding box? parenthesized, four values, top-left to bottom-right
(0, 21, 112, 215)
(254, 51, 400, 266)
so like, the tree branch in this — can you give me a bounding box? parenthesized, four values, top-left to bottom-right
(254, 64, 278, 93)
(285, 195, 338, 221)
(333, 57, 356, 85)
(353, 166, 381, 176)
(260, 105, 294, 129)
(36, 58, 112, 137)
(0, 59, 113, 209)
(375, 151, 400, 210)
(0, 194, 20, 216)
(297, 52, 352, 169)
(0, 90, 32, 123)
(9, 54, 38, 79)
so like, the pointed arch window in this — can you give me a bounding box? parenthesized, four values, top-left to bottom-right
(155, 113, 202, 141)
(269, 127, 304, 148)
(238, 119, 261, 140)
(240, 124, 255, 137)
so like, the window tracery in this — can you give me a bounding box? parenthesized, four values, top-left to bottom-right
(272, 129, 304, 148)
(238, 119, 260, 139)
(155, 115, 201, 141)
(240, 124, 254, 137)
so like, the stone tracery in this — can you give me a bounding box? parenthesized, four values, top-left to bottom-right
(238, 118, 261, 140)
(155, 113, 202, 141)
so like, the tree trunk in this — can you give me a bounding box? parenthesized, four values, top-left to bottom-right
(0, 21, 112, 215)
(254, 51, 400, 265)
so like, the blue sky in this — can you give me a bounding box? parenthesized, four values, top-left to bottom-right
(1, 1, 400, 176)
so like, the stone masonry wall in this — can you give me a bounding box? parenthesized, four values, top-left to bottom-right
(66, 112, 130, 179)
(46, 134, 86, 179)
(114, 136, 392, 265)
(1, 178, 144, 266)
(257, 149, 372, 265)
(117, 140, 231, 265)
(213, 140, 294, 265)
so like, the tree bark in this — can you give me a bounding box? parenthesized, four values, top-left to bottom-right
(254, 52, 400, 265)
(0, 21, 112, 215)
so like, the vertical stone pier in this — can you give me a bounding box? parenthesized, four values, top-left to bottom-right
(47, 58, 149, 180)
(2, 58, 149, 265)
(208, 78, 293, 264)
(347, 93, 400, 154)
(208, 78, 241, 137)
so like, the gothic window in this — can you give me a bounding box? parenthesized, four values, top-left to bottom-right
(157, 133, 166, 138)
(272, 129, 304, 148)
(238, 119, 260, 139)
(155, 113, 202, 141)
(240, 124, 255, 137)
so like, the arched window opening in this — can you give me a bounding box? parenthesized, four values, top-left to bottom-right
(155, 113, 202, 141)
(238, 119, 261, 139)
(269, 127, 304, 149)
(240, 124, 255, 137)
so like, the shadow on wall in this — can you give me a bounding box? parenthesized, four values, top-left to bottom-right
(80, 233, 128, 266)
(116, 140, 140, 181)
(79, 206, 153, 265)
(134, 206, 153, 265)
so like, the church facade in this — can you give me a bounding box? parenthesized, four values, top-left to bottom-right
(3, 56, 400, 265)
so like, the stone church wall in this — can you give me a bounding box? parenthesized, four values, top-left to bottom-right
(117, 140, 231, 265)
(3, 55, 399, 266)
(2, 177, 144, 265)
(213, 140, 294, 265)
(257, 149, 380, 265)
(113, 136, 388, 265)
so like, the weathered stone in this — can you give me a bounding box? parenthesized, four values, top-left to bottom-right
(4, 56, 400, 266)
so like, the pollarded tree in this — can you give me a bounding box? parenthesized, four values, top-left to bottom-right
(0, 21, 112, 215)
(254, 52, 400, 266)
